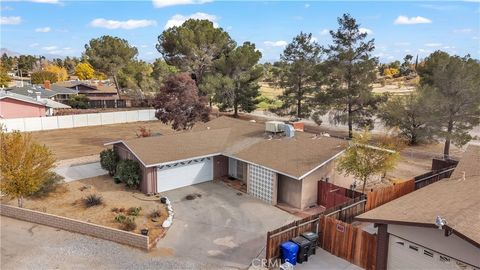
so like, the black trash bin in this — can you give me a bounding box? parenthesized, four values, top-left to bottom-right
(291, 236, 310, 263)
(301, 231, 319, 255)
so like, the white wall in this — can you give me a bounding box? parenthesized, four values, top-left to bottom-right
(0, 109, 157, 132)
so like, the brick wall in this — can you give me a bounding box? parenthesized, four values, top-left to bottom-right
(0, 204, 149, 250)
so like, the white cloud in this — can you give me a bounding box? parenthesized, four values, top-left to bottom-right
(90, 18, 157, 30)
(424, 43, 442, 47)
(152, 0, 212, 8)
(359, 27, 373, 35)
(1, 6, 14, 11)
(35, 27, 51, 32)
(443, 46, 456, 49)
(164, 12, 218, 29)
(304, 3, 310, 8)
(311, 36, 318, 42)
(320, 29, 330, 35)
(1, 16, 21, 25)
(30, 0, 60, 3)
(29, 43, 39, 47)
(264, 40, 288, 47)
(395, 42, 411, 46)
(453, 28, 472, 33)
(394, 15, 432, 25)
(42, 46, 58, 51)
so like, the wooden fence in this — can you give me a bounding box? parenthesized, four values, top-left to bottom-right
(265, 196, 366, 262)
(414, 165, 456, 190)
(324, 195, 366, 223)
(365, 179, 415, 211)
(320, 216, 377, 270)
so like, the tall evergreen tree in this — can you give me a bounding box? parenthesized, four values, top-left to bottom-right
(276, 32, 321, 118)
(203, 42, 263, 117)
(84, 35, 138, 90)
(418, 51, 480, 159)
(314, 14, 384, 138)
(157, 19, 236, 86)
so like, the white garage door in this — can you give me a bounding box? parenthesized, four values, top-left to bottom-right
(156, 157, 213, 193)
(388, 235, 475, 270)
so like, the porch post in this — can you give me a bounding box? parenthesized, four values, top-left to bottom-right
(376, 223, 389, 270)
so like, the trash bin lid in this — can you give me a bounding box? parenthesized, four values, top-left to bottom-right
(291, 236, 310, 246)
(301, 231, 318, 240)
(280, 241, 299, 252)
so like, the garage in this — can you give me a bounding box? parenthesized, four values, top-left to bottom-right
(387, 235, 467, 270)
(156, 157, 213, 193)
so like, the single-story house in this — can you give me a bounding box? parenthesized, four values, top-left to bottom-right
(106, 117, 348, 210)
(55, 80, 125, 108)
(7, 81, 78, 104)
(0, 91, 71, 119)
(356, 144, 480, 270)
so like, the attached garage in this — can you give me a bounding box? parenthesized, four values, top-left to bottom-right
(387, 235, 474, 270)
(156, 157, 213, 193)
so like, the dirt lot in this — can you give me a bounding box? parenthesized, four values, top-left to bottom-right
(1, 175, 168, 242)
(31, 121, 176, 160)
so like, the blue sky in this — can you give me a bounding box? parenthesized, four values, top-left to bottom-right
(1, 0, 479, 63)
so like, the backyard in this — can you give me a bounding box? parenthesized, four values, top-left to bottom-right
(0, 175, 168, 243)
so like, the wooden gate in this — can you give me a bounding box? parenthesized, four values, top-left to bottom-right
(318, 181, 357, 209)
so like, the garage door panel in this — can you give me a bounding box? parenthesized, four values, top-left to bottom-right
(157, 158, 213, 193)
(388, 235, 469, 270)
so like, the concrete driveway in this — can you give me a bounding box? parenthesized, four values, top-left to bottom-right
(55, 162, 107, 182)
(157, 181, 296, 269)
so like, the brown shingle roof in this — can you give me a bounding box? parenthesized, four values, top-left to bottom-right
(112, 117, 348, 179)
(356, 144, 480, 247)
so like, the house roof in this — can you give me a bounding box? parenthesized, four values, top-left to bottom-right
(7, 85, 77, 99)
(56, 81, 118, 94)
(0, 91, 71, 109)
(356, 144, 480, 248)
(108, 117, 348, 179)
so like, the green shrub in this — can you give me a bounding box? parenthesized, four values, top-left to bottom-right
(121, 216, 136, 231)
(114, 214, 126, 223)
(100, 149, 118, 176)
(127, 207, 142, 216)
(67, 94, 90, 109)
(115, 160, 141, 188)
(30, 172, 64, 198)
(82, 194, 103, 207)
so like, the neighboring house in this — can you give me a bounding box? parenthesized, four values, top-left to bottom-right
(0, 91, 70, 119)
(356, 145, 480, 270)
(55, 80, 125, 108)
(106, 117, 348, 210)
(7, 81, 78, 104)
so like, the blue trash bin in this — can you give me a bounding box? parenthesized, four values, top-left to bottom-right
(280, 241, 299, 265)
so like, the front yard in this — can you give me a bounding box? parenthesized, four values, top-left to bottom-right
(1, 175, 168, 243)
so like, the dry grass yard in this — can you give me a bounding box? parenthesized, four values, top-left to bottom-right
(31, 121, 176, 160)
(1, 175, 168, 242)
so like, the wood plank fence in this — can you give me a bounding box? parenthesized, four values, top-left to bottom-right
(414, 165, 456, 190)
(320, 216, 377, 270)
(365, 179, 415, 211)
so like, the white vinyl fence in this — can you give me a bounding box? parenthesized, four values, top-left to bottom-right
(0, 109, 157, 132)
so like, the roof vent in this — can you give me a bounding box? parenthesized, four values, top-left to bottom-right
(265, 121, 284, 133)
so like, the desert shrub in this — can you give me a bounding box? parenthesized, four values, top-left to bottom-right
(30, 172, 64, 198)
(149, 208, 162, 219)
(100, 149, 118, 176)
(115, 160, 141, 188)
(136, 126, 152, 138)
(82, 194, 103, 208)
(111, 207, 119, 213)
(113, 176, 122, 184)
(127, 206, 142, 216)
(114, 213, 126, 223)
(121, 216, 137, 231)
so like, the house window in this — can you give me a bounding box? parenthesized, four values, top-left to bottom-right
(395, 241, 404, 246)
(408, 244, 419, 252)
(423, 249, 434, 258)
(439, 255, 450, 263)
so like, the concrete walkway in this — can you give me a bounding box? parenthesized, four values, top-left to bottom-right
(55, 162, 107, 182)
(294, 248, 362, 270)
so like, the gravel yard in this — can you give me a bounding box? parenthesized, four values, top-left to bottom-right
(0, 175, 168, 243)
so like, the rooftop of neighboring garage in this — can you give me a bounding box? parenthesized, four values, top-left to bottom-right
(106, 116, 348, 179)
(356, 144, 480, 248)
